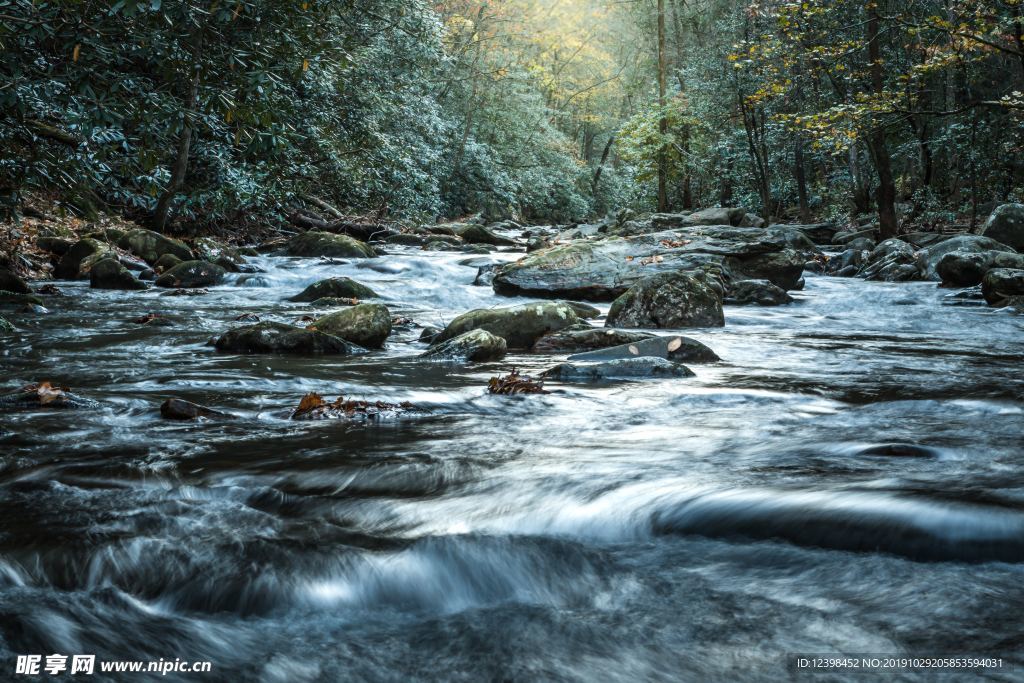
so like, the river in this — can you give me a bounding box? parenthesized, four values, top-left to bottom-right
(2, 240, 1023, 681)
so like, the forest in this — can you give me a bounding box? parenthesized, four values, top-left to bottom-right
(3, 0, 1023, 233)
(2, 1, 1024, 682)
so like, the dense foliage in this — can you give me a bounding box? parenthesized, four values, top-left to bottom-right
(2, 0, 1022, 232)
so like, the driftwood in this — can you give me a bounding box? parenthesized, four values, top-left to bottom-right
(287, 210, 389, 242)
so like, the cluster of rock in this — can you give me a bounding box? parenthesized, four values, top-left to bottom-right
(821, 203, 1024, 307)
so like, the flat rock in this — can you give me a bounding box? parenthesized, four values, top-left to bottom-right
(533, 327, 654, 354)
(542, 357, 695, 381)
(568, 334, 719, 363)
(214, 321, 363, 354)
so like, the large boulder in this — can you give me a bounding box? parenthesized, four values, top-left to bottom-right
(532, 328, 655, 354)
(214, 321, 361, 354)
(982, 204, 1024, 252)
(725, 279, 794, 306)
(567, 334, 719, 363)
(455, 224, 516, 246)
(492, 225, 811, 300)
(981, 268, 1024, 305)
(542, 357, 695, 381)
(287, 231, 376, 258)
(54, 238, 111, 279)
(290, 277, 379, 302)
(311, 303, 392, 349)
(859, 238, 919, 282)
(155, 260, 226, 288)
(118, 228, 193, 265)
(936, 250, 1024, 287)
(917, 234, 1016, 280)
(90, 258, 147, 290)
(605, 270, 725, 328)
(432, 302, 581, 349)
(421, 329, 507, 362)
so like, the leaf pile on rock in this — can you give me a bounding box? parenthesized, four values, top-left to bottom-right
(487, 369, 549, 395)
(291, 392, 416, 420)
(0, 382, 92, 411)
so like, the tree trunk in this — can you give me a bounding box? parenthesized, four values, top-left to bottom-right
(592, 135, 616, 195)
(657, 0, 669, 212)
(866, 4, 898, 239)
(153, 69, 200, 234)
(794, 135, 810, 222)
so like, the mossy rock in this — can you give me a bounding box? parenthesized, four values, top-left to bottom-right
(311, 303, 392, 349)
(290, 277, 379, 302)
(287, 231, 377, 258)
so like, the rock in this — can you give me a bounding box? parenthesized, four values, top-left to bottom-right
(936, 250, 1024, 287)
(542, 357, 695, 381)
(387, 233, 462, 247)
(473, 264, 498, 287)
(846, 237, 876, 253)
(788, 223, 840, 245)
(419, 326, 441, 343)
(726, 279, 794, 306)
(287, 231, 377, 258)
(982, 268, 1024, 305)
(118, 228, 194, 265)
(311, 303, 392, 349)
(308, 297, 359, 308)
(160, 398, 233, 420)
(649, 207, 746, 228)
(36, 236, 73, 256)
(0, 291, 44, 307)
(89, 258, 147, 290)
(214, 321, 362, 354)
(432, 302, 582, 350)
(917, 234, 1016, 280)
(0, 382, 97, 411)
(533, 328, 655, 354)
(420, 329, 507, 362)
(0, 268, 30, 294)
(739, 213, 767, 228)
(493, 225, 811, 299)
(290, 277, 379, 302)
(153, 253, 184, 272)
(859, 238, 919, 281)
(834, 227, 878, 245)
(155, 260, 226, 288)
(0, 316, 14, 333)
(982, 203, 1024, 252)
(558, 301, 600, 319)
(527, 237, 552, 252)
(606, 270, 725, 328)
(567, 334, 719, 363)
(455, 224, 517, 246)
(54, 238, 111, 279)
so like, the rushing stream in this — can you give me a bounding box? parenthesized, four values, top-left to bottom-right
(2, 239, 1023, 681)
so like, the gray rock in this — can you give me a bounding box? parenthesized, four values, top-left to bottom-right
(982, 268, 1024, 305)
(432, 302, 581, 350)
(726, 279, 794, 306)
(311, 303, 392, 348)
(160, 398, 234, 420)
(456, 224, 516, 246)
(90, 258, 147, 290)
(982, 203, 1024, 252)
(290, 277, 379, 302)
(118, 228, 194, 265)
(215, 321, 362, 354)
(936, 250, 1024, 287)
(54, 238, 112, 279)
(533, 327, 655, 353)
(917, 234, 1016, 280)
(421, 329, 507, 362)
(287, 231, 377, 258)
(155, 260, 226, 288)
(542, 357, 695, 381)
(567, 334, 719, 363)
(606, 270, 725, 328)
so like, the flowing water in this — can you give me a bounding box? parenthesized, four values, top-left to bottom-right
(2, 240, 1023, 681)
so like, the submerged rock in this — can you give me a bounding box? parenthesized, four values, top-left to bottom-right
(0, 382, 97, 411)
(290, 277, 379, 302)
(532, 328, 654, 354)
(606, 270, 725, 328)
(118, 228, 194, 265)
(90, 258, 147, 290)
(725, 279, 794, 306)
(311, 303, 392, 349)
(215, 321, 362, 354)
(421, 329, 507, 362)
(567, 334, 719, 363)
(155, 260, 226, 288)
(543, 357, 695, 381)
(0, 315, 15, 333)
(287, 231, 376, 258)
(0, 291, 44, 307)
(291, 392, 417, 420)
(432, 302, 581, 350)
(982, 268, 1024, 305)
(982, 203, 1024, 252)
(160, 398, 234, 420)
